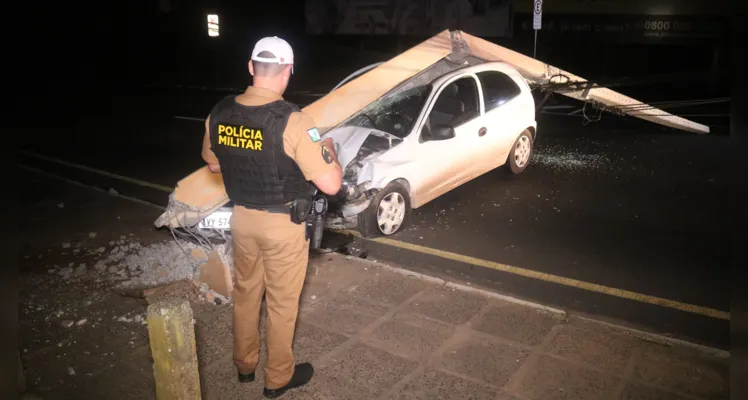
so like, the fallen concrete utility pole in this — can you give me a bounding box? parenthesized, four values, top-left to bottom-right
(154, 29, 709, 230)
(459, 33, 709, 134)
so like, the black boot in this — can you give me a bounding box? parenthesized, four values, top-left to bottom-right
(237, 371, 255, 383)
(263, 363, 314, 398)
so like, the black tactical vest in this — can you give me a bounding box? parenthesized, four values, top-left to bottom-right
(208, 95, 312, 209)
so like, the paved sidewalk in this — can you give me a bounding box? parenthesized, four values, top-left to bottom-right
(22, 253, 729, 400)
(193, 253, 729, 400)
(18, 170, 729, 400)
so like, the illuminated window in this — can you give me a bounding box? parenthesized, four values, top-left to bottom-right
(207, 14, 219, 37)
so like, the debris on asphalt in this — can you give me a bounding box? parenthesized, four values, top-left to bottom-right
(108, 188, 119, 196)
(100, 240, 202, 288)
(61, 320, 74, 328)
(76, 319, 88, 326)
(94, 262, 107, 273)
(89, 232, 98, 239)
(68, 367, 76, 376)
(58, 267, 73, 278)
(531, 143, 613, 172)
(61, 242, 71, 249)
(117, 313, 147, 325)
(74, 264, 87, 275)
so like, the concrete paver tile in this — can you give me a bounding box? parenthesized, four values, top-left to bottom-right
(546, 317, 638, 373)
(472, 302, 562, 346)
(282, 378, 360, 400)
(632, 342, 729, 400)
(620, 383, 692, 400)
(405, 286, 489, 325)
(299, 279, 336, 310)
(438, 334, 531, 386)
(301, 256, 370, 308)
(365, 312, 454, 361)
(387, 368, 498, 400)
(346, 268, 435, 307)
(513, 355, 620, 400)
(315, 342, 418, 398)
(300, 291, 391, 336)
(292, 322, 349, 363)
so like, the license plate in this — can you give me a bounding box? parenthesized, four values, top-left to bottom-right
(198, 211, 232, 230)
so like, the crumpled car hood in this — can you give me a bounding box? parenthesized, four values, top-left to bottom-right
(322, 126, 402, 171)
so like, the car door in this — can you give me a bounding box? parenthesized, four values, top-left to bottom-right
(474, 70, 526, 169)
(409, 74, 487, 208)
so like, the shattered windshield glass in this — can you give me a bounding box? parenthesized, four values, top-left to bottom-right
(339, 84, 432, 139)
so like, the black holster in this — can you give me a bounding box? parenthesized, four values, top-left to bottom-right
(290, 197, 311, 225)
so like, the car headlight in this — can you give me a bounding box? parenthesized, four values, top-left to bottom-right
(341, 180, 356, 198)
(340, 180, 371, 201)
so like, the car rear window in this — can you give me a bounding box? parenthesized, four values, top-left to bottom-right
(477, 70, 522, 112)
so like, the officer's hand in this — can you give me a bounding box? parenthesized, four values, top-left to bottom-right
(321, 138, 339, 163)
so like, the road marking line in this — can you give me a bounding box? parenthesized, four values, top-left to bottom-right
(18, 164, 167, 211)
(16, 152, 730, 321)
(344, 230, 730, 321)
(18, 151, 175, 194)
(174, 116, 206, 122)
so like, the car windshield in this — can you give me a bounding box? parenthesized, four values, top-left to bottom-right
(339, 84, 432, 139)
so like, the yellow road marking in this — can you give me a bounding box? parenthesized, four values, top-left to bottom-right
(18, 150, 175, 193)
(345, 230, 730, 321)
(18, 150, 729, 321)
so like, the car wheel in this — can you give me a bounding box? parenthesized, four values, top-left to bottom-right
(358, 182, 411, 238)
(507, 130, 533, 174)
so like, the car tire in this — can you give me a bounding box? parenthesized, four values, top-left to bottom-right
(358, 181, 411, 238)
(507, 130, 533, 174)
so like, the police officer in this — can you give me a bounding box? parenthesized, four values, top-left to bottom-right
(201, 36, 342, 398)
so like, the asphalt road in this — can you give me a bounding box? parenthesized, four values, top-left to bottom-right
(22, 86, 731, 349)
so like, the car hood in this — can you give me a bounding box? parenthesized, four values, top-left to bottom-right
(322, 126, 402, 171)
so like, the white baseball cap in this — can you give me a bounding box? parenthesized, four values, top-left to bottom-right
(251, 36, 294, 72)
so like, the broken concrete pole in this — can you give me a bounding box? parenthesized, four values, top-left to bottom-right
(200, 251, 233, 298)
(191, 247, 208, 262)
(146, 299, 201, 400)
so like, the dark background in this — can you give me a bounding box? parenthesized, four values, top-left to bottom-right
(44, 1, 733, 107)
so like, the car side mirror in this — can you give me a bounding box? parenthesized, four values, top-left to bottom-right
(431, 124, 456, 141)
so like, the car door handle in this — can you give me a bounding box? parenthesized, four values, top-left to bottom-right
(478, 127, 487, 137)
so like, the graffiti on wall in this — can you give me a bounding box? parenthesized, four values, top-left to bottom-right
(305, 0, 513, 36)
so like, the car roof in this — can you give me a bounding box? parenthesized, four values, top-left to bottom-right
(430, 61, 525, 87)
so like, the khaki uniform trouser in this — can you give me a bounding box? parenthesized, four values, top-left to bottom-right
(230, 205, 309, 389)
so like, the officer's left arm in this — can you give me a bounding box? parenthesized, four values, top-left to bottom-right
(201, 115, 221, 173)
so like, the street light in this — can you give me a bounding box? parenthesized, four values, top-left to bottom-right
(207, 14, 219, 37)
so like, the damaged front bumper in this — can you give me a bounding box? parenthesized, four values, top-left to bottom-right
(193, 185, 376, 233)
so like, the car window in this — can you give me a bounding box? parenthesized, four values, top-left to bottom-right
(422, 76, 480, 138)
(339, 84, 431, 139)
(476, 70, 521, 112)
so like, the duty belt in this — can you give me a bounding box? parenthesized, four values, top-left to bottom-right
(238, 202, 292, 215)
(255, 204, 292, 214)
